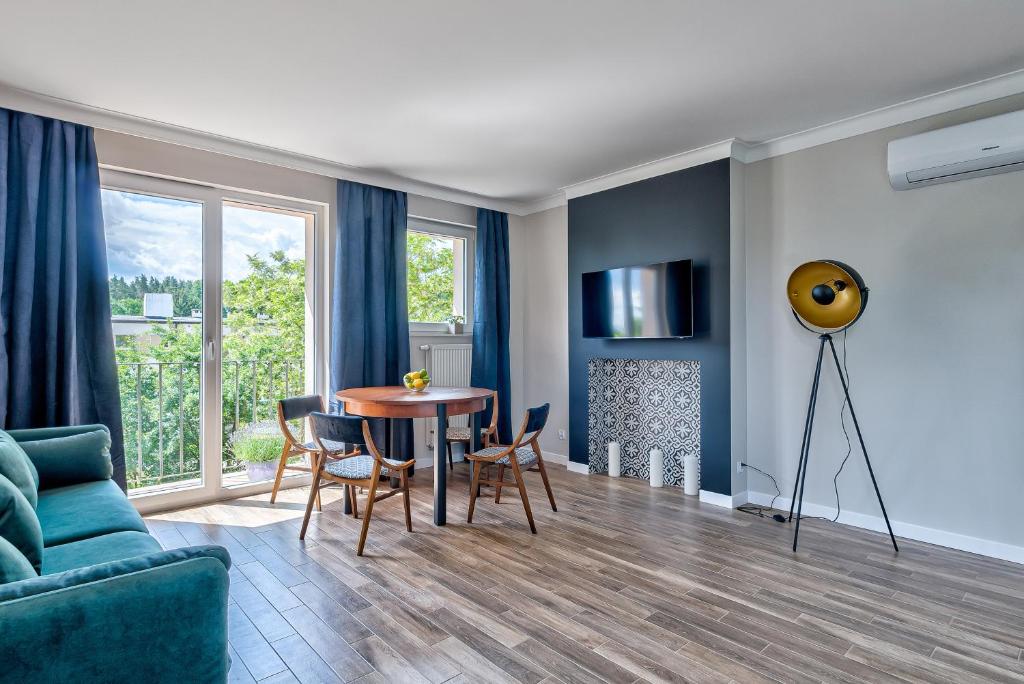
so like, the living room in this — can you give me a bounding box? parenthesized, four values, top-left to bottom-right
(2, 3, 1024, 683)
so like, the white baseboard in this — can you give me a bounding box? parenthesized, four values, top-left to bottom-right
(746, 491, 1024, 565)
(698, 489, 746, 508)
(542, 451, 568, 465)
(566, 460, 589, 475)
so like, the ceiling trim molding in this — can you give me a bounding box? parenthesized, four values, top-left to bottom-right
(561, 139, 741, 201)
(738, 67, 1024, 163)
(6, 65, 1024, 217)
(524, 67, 1024, 207)
(0, 83, 530, 215)
(518, 191, 567, 215)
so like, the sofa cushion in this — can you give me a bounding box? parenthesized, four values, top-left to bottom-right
(0, 430, 38, 508)
(42, 530, 162, 575)
(0, 534, 37, 583)
(16, 428, 112, 491)
(36, 479, 147, 547)
(0, 473, 43, 572)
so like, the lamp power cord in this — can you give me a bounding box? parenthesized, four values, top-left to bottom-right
(739, 330, 852, 525)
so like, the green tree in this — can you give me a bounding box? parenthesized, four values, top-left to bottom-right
(113, 252, 306, 488)
(407, 232, 455, 322)
(109, 274, 203, 317)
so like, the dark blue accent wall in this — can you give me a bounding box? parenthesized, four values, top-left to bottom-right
(568, 158, 733, 495)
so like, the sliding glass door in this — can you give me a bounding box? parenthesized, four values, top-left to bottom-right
(101, 171, 325, 508)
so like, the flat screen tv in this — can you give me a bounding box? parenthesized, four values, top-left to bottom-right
(582, 259, 693, 338)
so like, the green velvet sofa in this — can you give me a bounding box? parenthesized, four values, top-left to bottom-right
(0, 424, 231, 683)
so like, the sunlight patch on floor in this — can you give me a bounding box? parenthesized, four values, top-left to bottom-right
(147, 484, 345, 527)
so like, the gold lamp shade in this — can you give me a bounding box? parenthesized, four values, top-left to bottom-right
(787, 260, 867, 333)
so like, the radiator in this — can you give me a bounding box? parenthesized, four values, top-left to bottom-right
(425, 344, 473, 447)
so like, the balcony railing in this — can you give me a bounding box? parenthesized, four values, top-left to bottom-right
(116, 358, 305, 490)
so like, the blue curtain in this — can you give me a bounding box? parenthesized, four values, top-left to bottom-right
(0, 108, 126, 489)
(471, 208, 513, 444)
(330, 180, 413, 457)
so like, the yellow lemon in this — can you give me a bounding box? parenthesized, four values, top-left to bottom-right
(413, 378, 426, 389)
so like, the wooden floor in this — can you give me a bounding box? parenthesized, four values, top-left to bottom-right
(147, 464, 1024, 684)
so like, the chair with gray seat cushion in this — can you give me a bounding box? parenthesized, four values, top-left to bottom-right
(465, 403, 557, 533)
(299, 412, 415, 555)
(271, 395, 324, 507)
(444, 390, 499, 470)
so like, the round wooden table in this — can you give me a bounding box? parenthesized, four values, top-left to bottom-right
(335, 386, 493, 526)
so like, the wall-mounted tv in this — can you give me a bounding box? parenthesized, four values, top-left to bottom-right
(582, 259, 693, 338)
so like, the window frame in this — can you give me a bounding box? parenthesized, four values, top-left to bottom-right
(407, 216, 475, 335)
(99, 168, 329, 514)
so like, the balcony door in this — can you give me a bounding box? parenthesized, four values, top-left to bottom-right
(101, 170, 325, 510)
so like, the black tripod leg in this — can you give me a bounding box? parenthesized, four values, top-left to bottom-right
(793, 335, 827, 552)
(827, 337, 899, 553)
(788, 360, 820, 521)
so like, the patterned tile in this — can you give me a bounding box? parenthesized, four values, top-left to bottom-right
(587, 358, 700, 487)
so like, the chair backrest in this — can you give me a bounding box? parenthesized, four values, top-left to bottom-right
(487, 391, 500, 433)
(279, 395, 324, 421)
(309, 412, 366, 454)
(277, 395, 324, 446)
(513, 403, 550, 446)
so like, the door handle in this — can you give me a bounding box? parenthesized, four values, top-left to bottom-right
(206, 340, 216, 361)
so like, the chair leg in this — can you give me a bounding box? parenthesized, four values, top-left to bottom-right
(511, 461, 537, 534)
(446, 441, 454, 471)
(467, 461, 482, 523)
(299, 456, 324, 540)
(357, 474, 380, 556)
(536, 457, 557, 512)
(270, 444, 291, 503)
(494, 464, 505, 503)
(400, 469, 413, 532)
(348, 484, 359, 519)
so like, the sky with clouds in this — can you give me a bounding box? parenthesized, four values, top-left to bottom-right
(101, 189, 305, 282)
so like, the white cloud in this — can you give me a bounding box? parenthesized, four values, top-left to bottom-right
(102, 190, 306, 282)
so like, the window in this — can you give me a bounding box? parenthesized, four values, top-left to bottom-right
(407, 227, 468, 329)
(101, 170, 326, 509)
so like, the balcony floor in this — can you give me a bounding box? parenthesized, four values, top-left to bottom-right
(145, 464, 1024, 684)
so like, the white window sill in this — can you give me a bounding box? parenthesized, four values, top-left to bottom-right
(409, 331, 473, 338)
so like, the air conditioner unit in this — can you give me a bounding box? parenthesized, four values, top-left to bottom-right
(887, 109, 1024, 190)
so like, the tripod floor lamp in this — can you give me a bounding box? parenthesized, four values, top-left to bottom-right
(786, 260, 898, 553)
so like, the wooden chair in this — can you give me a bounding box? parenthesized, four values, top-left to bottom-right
(466, 403, 556, 533)
(445, 390, 499, 470)
(299, 412, 414, 556)
(271, 395, 324, 507)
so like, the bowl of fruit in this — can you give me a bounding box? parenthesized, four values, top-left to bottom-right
(403, 368, 431, 392)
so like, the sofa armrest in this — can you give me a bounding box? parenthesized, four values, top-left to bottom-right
(9, 425, 113, 490)
(0, 545, 231, 683)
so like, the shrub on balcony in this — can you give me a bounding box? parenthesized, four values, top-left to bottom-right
(229, 422, 284, 464)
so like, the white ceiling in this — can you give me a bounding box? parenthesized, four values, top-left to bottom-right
(3, 1, 1024, 207)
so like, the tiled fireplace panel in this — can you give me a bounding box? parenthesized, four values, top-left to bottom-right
(587, 358, 700, 487)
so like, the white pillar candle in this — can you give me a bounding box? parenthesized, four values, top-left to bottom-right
(607, 441, 621, 477)
(684, 454, 699, 495)
(649, 448, 664, 488)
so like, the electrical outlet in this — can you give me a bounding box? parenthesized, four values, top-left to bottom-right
(736, 461, 744, 475)
(558, 429, 567, 441)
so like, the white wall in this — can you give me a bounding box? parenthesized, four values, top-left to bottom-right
(744, 93, 1024, 558)
(509, 206, 570, 459)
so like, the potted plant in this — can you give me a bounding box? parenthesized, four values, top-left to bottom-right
(445, 313, 465, 335)
(229, 421, 285, 482)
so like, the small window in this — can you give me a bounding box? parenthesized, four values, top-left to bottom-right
(407, 230, 466, 325)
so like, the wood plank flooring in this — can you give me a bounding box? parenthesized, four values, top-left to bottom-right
(146, 464, 1024, 683)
